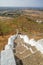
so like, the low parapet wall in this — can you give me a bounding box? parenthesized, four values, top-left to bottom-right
(5, 34, 43, 54)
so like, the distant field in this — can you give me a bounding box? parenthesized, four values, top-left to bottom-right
(23, 10, 43, 21)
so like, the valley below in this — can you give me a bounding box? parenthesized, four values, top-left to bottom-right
(0, 7, 43, 51)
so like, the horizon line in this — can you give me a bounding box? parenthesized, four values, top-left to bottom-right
(0, 6, 43, 8)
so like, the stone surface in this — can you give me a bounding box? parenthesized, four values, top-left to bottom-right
(1, 49, 16, 65)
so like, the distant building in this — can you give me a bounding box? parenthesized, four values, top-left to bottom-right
(36, 20, 42, 23)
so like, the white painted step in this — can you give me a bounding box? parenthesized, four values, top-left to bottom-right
(1, 49, 16, 65)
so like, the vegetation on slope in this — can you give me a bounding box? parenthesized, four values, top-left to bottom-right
(0, 14, 43, 51)
(0, 15, 43, 36)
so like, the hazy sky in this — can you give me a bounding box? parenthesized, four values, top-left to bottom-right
(0, 0, 43, 7)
